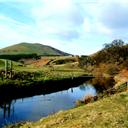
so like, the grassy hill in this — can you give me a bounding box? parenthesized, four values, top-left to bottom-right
(78, 39, 128, 77)
(0, 42, 69, 56)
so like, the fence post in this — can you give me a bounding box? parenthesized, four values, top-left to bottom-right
(10, 60, 12, 78)
(5, 60, 8, 78)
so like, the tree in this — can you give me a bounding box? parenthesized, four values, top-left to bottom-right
(103, 39, 125, 63)
(79, 55, 95, 68)
(111, 39, 124, 47)
(104, 39, 124, 49)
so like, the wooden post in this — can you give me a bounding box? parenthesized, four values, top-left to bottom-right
(10, 60, 13, 78)
(5, 60, 8, 78)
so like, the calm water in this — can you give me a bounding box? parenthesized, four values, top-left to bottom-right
(0, 83, 96, 127)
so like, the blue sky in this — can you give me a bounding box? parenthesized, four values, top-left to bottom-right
(0, 0, 128, 55)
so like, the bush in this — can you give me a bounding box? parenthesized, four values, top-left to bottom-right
(106, 64, 120, 76)
(83, 95, 98, 104)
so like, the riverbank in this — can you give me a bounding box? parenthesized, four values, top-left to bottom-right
(7, 91, 128, 128)
(0, 73, 92, 103)
(114, 69, 128, 87)
(0, 60, 93, 101)
(0, 58, 90, 88)
(5, 69, 128, 128)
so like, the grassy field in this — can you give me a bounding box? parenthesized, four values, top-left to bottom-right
(0, 59, 22, 70)
(7, 92, 128, 128)
(0, 57, 88, 87)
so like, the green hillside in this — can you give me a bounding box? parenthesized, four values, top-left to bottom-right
(8, 92, 128, 128)
(0, 42, 69, 56)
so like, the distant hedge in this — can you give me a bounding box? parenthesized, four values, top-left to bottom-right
(0, 53, 40, 61)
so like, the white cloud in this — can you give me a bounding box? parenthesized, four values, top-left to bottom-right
(83, 18, 91, 33)
(31, 0, 84, 41)
(79, 0, 128, 37)
(0, 0, 36, 2)
(0, 24, 27, 44)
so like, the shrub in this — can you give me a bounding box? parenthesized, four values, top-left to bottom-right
(83, 95, 98, 104)
(106, 64, 120, 76)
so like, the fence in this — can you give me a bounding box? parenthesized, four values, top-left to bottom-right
(0, 60, 13, 79)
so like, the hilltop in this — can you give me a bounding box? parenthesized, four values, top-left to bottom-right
(0, 42, 69, 56)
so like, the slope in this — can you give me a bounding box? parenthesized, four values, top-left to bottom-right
(0, 42, 69, 56)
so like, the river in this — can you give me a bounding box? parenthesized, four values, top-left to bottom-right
(0, 82, 96, 127)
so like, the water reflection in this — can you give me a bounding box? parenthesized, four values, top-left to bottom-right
(71, 88, 73, 93)
(80, 84, 97, 97)
(88, 77, 115, 91)
(0, 83, 96, 127)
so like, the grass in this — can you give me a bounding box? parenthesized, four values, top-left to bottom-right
(7, 92, 128, 128)
(0, 57, 86, 78)
(0, 59, 22, 70)
(13, 64, 86, 81)
(0, 58, 87, 87)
